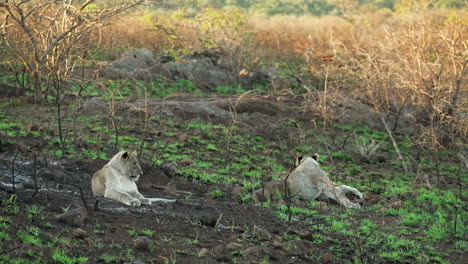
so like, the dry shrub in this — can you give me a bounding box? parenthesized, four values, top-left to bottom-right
(338, 10, 467, 148)
(91, 8, 466, 147)
(249, 10, 466, 148)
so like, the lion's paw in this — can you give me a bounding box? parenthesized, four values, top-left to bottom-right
(141, 198, 152, 206)
(128, 199, 141, 206)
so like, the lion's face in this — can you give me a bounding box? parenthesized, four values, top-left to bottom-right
(116, 151, 143, 181)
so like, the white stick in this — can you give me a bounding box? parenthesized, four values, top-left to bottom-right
(148, 198, 177, 203)
(381, 117, 408, 173)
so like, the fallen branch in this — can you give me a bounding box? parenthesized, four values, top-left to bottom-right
(381, 117, 408, 173)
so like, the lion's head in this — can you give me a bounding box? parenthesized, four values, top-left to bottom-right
(110, 150, 143, 181)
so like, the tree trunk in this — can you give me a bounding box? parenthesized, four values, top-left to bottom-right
(32, 71, 43, 104)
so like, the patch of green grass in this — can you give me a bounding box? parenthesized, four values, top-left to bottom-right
(331, 151, 354, 161)
(140, 229, 155, 237)
(0, 231, 11, 241)
(210, 189, 224, 198)
(0, 216, 12, 230)
(206, 143, 218, 151)
(100, 253, 118, 263)
(241, 179, 261, 192)
(53, 249, 88, 264)
(1, 194, 20, 215)
(17, 228, 42, 245)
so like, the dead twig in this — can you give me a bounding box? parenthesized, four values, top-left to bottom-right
(381, 117, 408, 173)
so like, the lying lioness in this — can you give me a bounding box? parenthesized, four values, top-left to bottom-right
(92, 151, 176, 206)
(287, 154, 362, 209)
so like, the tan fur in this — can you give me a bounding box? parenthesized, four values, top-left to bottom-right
(92, 151, 151, 206)
(287, 155, 362, 209)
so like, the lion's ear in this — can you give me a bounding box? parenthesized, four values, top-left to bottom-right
(312, 153, 319, 161)
(295, 155, 303, 167)
(121, 151, 129, 159)
(130, 150, 137, 156)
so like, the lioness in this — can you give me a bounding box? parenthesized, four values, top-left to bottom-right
(92, 151, 176, 206)
(287, 154, 362, 209)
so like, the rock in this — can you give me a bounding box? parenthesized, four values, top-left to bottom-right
(18, 96, 35, 104)
(231, 184, 244, 199)
(27, 123, 40, 131)
(226, 242, 243, 251)
(178, 133, 189, 142)
(155, 256, 168, 264)
(56, 206, 88, 227)
(104, 49, 172, 81)
(17, 142, 28, 153)
(72, 228, 87, 239)
(37, 167, 67, 183)
(84, 237, 94, 246)
(281, 240, 316, 255)
(54, 240, 71, 251)
(163, 182, 177, 194)
(40, 246, 54, 259)
(163, 55, 232, 89)
(252, 189, 268, 204)
(391, 200, 404, 209)
(287, 226, 314, 241)
(253, 227, 272, 241)
(320, 252, 333, 263)
(198, 248, 209, 257)
(198, 213, 218, 227)
(178, 158, 194, 166)
(134, 236, 151, 250)
(244, 246, 264, 257)
(162, 162, 178, 177)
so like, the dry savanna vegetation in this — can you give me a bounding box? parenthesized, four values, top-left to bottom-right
(0, 1, 467, 263)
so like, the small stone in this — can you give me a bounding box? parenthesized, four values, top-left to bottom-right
(179, 133, 189, 142)
(273, 235, 283, 243)
(162, 162, 178, 177)
(27, 123, 40, 131)
(72, 228, 87, 239)
(40, 246, 54, 259)
(198, 248, 209, 257)
(287, 226, 314, 241)
(231, 184, 244, 199)
(37, 167, 67, 183)
(178, 158, 194, 166)
(391, 200, 404, 209)
(134, 236, 151, 250)
(226, 242, 243, 251)
(164, 182, 177, 194)
(282, 240, 316, 255)
(252, 189, 268, 204)
(253, 227, 272, 241)
(150, 130, 162, 137)
(198, 214, 217, 227)
(320, 252, 333, 263)
(84, 237, 93, 246)
(54, 240, 71, 251)
(233, 226, 244, 232)
(155, 256, 168, 263)
(244, 246, 264, 257)
(56, 206, 88, 227)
